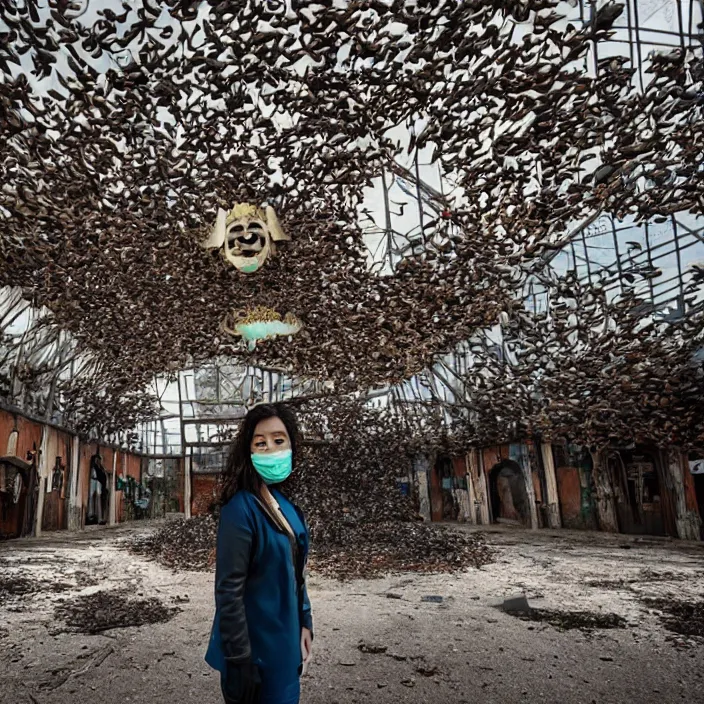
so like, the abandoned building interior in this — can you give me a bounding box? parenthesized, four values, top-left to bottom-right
(1, 1, 704, 703)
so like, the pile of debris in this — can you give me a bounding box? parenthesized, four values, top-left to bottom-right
(293, 401, 494, 578)
(128, 515, 217, 572)
(643, 596, 704, 641)
(54, 591, 179, 635)
(0, 573, 78, 610)
(507, 607, 628, 632)
(0, 574, 38, 606)
(309, 522, 493, 580)
(127, 514, 492, 581)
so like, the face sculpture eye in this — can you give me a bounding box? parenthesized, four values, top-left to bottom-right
(237, 222, 266, 252)
(263, 0, 288, 15)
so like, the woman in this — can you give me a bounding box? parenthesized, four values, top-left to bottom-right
(205, 403, 313, 704)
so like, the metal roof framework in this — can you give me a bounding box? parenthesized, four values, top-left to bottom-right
(0, 1, 702, 454)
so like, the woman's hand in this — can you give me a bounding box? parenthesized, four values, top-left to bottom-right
(301, 627, 313, 672)
(222, 661, 261, 704)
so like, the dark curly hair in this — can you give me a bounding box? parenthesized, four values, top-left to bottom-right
(220, 403, 299, 506)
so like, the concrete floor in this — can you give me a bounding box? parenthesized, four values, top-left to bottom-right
(1, 523, 703, 704)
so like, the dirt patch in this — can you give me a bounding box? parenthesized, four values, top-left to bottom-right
(642, 597, 704, 640)
(54, 591, 180, 635)
(507, 607, 628, 632)
(0, 573, 86, 608)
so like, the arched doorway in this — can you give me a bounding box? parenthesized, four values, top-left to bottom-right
(489, 460, 531, 526)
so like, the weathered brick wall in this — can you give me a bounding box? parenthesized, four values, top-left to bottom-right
(191, 473, 220, 517)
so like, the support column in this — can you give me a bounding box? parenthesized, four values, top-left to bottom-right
(518, 444, 539, 530)
(109, 450, 117, 526)
(510, 443, 539, 529)
(590, 448, 619, 533)
(468, 449, 490, 525)
(464, 454, 477, 526)
(34, 425, 49, 536)
(414, 455, 431, 522)
(184, 449, 192, 519)
(68, 434, 82, 531)
(541, 442, 562, 529)
(666, 447, 702, 541)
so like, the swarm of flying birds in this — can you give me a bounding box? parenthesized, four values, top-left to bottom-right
(394, 277, 704, 450)
(0, 0, 703, 439)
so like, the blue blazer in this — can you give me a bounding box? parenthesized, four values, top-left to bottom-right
(205, 489, 313, 703)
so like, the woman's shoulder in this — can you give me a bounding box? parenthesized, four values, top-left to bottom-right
(220, 490, 258, 523)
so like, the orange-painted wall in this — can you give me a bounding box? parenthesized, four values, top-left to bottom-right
(0, 410, 42, 538)
(125, 453, 141, 480)
(1, 409, 177, 535)
(192, 473, 220, 517)
(452, 457, 466, 478)
(0, 410, 17, 454)
(482, 445, 510, 476)
(556, 466, 583, 527)
(16, 414, 43, 459)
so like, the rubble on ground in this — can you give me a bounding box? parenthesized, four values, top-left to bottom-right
(0, 575, 39, 603)
(126, 515, 492, 580)
(0, 574, 73, 609)
(54, 591, 179, 635)
(127, 514, 218, 572)
(308, 522, 493, 580)
(643, 596, 704, 640)
(506, 607, 628, 632)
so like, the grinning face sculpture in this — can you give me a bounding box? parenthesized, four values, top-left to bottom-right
(201, 203, 290, 273)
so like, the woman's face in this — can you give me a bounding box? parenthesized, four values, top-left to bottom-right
(251, 416, 291, 455)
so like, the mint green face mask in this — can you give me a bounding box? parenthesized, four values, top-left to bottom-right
(251, 449, 293, 485)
